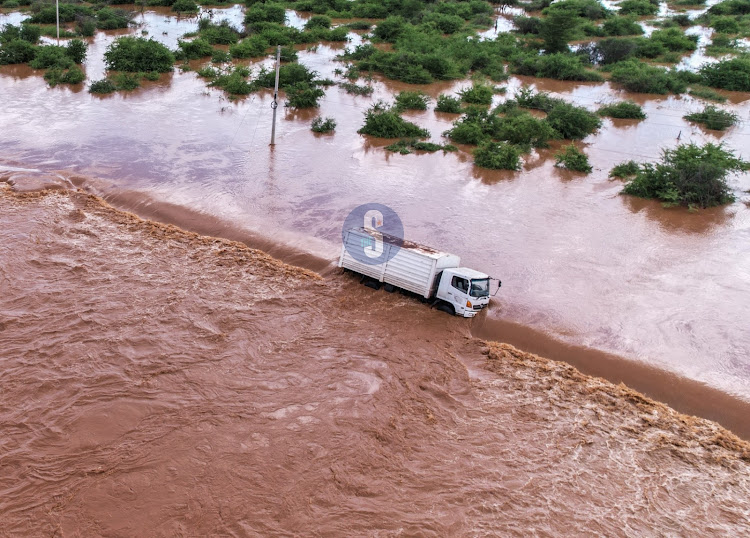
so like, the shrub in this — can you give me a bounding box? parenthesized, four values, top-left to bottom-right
(197, 66, 219, 78)
(591, 37, 638, 65)
(513, 52, 604, 81)
(609, 160, 640, 178)
(459, 83, 494, 105)
(311, 116, 336, 133)
(177, 38, 214, 59)
(230, 36, 269, 58)
(610, 60, 686, 94)
(172, 0, 198, 12)
(44, 65, 85, 86)
(621, 143, 748, 207)
(511, 86, 565, 112)
(394, 90, 429, 110)
(305, 15, 331, 30)
(200, 20, 240, 45)
(444, 107, 502, 145)
(65, 39, 87, 64)
(684, 105, 738, 130)
(688, 86, 727, 103)
(555, 144, 592, 172)
(496, 110, 559, 148)
(709, 16, 740, 33)
(77, 18, 97, 37)
(210, 67, 252, 94)
(542, 0, 611, 20)
(339, 81, 373, 95)
(285, 82, 325, 108)
(513, 16, 541, 35)
(113, 72, 141, 90)
(546, 102, 602, 139)
(0, 39, 36, 64)
(436, 94, 463, 113)
(211, 49, 231, 63)
(538, 10, 579, 53)
(372, 16, 406, 42)
(358, 102, 430, 138)
(708, 0, 750, 16)
(254, 63, 317, 89)
(279, 45, 298, 62)
(699, 57, 750, 91)
(618, 0, 659, 15)
(89, 78, 117, 93)
(245, 2, 286, 24)
(96, 7, 132, 30)
(30, 45, 73, 69)
(474, 141, 522, 170)
(104, 37, 175, 72)
(602, 16, 644, 36)
(384, 139, 455, 154)
(597, 101, 646, 119)
(649, 27, 698, 52)
(143, 71, 160, 81)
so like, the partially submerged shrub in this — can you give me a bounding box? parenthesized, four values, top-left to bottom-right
(618, 0, 659, 16)
(113, 71, 140, 90)
(172, 0, 198, 13)
(513, 52, 604, 81)
(44, 65, 84, 87)
(0, 39, 36, 64)
(610, 60, 686, 94)
(597, 101, 647, 119)
(683, 105, 738, 130)
(435, 94, 462, 113)
(459, 83, 494, 105)
(285, 82, 325, 108)
(230, 36, 270, 58)
(89, 78, 117, 94)
(358, 102, 430, 138)
(199, 20, 240, 45)
(385, 139, 456, 154)
(210, 67, 252, 95)
(688, 86, 727, 103)
(104, 37, 175, 72)
(555, 144, 592, 172)
(311, 116, 336, 133)
(546, 102, 602, 139)
(394, 90, 429, 111)
(474, 141, 522, 170)
(609, 160, 640, 178)
(699, 57, 750, 92)
(254, 63, 317, 89)
(30, 45, 73, 69)
(245, 2, 286, 24)
(177, 38, 214, 59)
(495, 109, 559, 148)
(339, 81, 373, 95)
(621, 142, 748, 207)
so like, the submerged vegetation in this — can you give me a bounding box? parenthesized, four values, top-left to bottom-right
(311, 116, 336, 133)
(683, 105, 739, 130)
(618, 143, 748, 208)
(358, 102, 431, 138)
(555, 144, 593, 173)
(597, 101, 647, 119)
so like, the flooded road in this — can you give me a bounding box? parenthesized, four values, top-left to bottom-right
(1, 185, 749, 535)
(1, 4, 750, 448)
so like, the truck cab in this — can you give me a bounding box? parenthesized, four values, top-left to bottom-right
(436, 268, 492, 318)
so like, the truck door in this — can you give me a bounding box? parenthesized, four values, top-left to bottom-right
(449, 275, 469, 312)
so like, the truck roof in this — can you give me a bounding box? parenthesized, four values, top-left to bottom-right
(347, 227, 452, 260)
(454, 267, 490, 279)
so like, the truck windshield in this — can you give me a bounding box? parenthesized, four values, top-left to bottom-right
(470, 278, 490, 297)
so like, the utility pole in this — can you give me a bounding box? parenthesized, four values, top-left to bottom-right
(270, 45, 281, 146)
(56, 0, 60, 44)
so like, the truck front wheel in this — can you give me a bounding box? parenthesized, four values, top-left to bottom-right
(436, 302, 455, 316)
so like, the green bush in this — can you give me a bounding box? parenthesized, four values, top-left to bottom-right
(597, 101, 646, 119)
(245, 3, 286, 24)
(609, 160, 639, 178)
(688, 86, 727, 103)
(621, 143, 748, 207)
(358, 102, 430, 138)
(610, 59, 686, 94)
(708, 16, 740, 34)
(96, 7, 133, 30)
(172, 0, 198, 13)
(546, 102, 602, 139)
(211, 49, 231, 63)
(28, 4, 93, 24)
(513, 16, 541, 35)
(708, 0, 750, 16)
(305, 15, 331, 30)
(0, 39, 36, 64)
(435, 94, 463, 113)
(618, 0, 659, 15)
(513, 52, 604, 82)
(372, 16, 407, 42)
(648, 27, 698, 52)
(459, 83, 494, 105)
(706, 34, 741, 56)
(230, 36, 269, 58)
(554, 144, 592, 172)
(683, 105, 738, 130)
(423, 12, 465, 34)
(113, 71, 141, 90)
(474, 141, 522, 170)
(311, 116, 336, 133)
(210, 67, 252, 95)
(602, 16, 644, 36)
(542, 0, 611, 20)
(254, 62, 317, 89)
(384, 139, 455, 154)
(77, 18, 97, 37)
(285, 82, 325, 108)
(699, 56, 750, 91)
(394, 90, 429, 110)
(104, 37, 175, 72)
(200, 20, 240, 45)
(0, 24, 42, 44)
(30, 45, 73, 69)
(444, 107, 501, 145)
(339, 81, 373, 95)
(496, 109, 559, 148)
(280, 45, 298, 62)
(510, 86, 565, 112)
(89, 78, 117, 94)
(65, 39, 87, 64)
(177, 38, 214, 59)
(589, 37, 638, 65)
(44, 65, 85, 86)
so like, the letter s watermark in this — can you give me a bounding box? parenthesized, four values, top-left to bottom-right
(363, 209, 384, 259)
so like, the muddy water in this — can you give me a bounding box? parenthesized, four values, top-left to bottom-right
(1, 186, 750, 535)
(1, 8, 750, 435)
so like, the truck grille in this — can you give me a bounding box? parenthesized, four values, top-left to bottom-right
(473, 304, 485, 311)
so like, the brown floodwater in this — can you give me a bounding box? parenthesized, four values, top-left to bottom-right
(1, 185, 750, 535)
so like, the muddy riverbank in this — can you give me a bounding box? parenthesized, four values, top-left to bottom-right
(1, 184, 749, 535)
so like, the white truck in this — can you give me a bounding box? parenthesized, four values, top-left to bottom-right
(339, 227, 498, 318)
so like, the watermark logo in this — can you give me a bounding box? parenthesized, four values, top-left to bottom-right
(342, 203, 403, 266)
